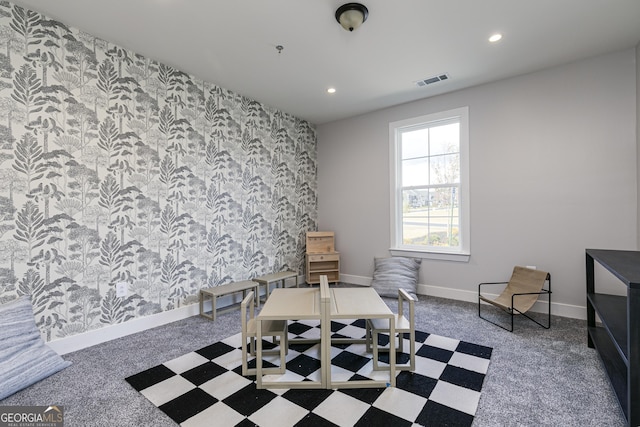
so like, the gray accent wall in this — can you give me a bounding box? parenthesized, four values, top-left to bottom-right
(0, 2, 317, 342)
(317, 48, 637, 313)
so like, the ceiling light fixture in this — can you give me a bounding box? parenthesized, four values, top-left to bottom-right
(335, 3, 369, 32)
(327, 88, 336, 94)
(489, 33, 503, 43)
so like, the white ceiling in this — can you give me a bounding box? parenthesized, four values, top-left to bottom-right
(10, 0, 640, 125)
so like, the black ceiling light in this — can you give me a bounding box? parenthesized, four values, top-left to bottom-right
(335, 3, 369, 32)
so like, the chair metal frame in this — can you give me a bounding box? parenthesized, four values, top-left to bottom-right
(478, 270, 551, 332)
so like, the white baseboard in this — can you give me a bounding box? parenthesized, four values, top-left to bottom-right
(48, 274, 585, 355)
(47, 303, 201, 355)
(340, 273, 586, 320)
(340, 274, 370, 287)
(47, 277, 307, 355)
(46, 289, 255, 355)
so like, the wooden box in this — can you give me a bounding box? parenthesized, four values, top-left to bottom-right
(306, 231, 335, 254)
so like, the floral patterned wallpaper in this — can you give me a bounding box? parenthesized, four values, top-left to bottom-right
(0, 1, 318, 342)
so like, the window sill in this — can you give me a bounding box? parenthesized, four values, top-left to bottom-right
(389, 248, 470, 262)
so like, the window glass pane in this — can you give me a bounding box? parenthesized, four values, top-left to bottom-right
(433, 186, 458, 209)
(404, 188, 431, 209)
(401, 128, 429, 160)
(402, 187, 460, 247)
(401, 189, 429, 245)
(402, 157, 428, 187)
(422, 187, 459, 247)
(430, 153, 460, 184)
(429, 123, 459, 156)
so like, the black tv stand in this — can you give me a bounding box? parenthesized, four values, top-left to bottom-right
(586, 249, 640, 426)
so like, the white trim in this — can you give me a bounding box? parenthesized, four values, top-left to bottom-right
(419, 283, 586, 320)
(46, 276, 305, 355)
(340, 273, 586, 320)
(47, 273, 585, 355)
(389, 248, 470, 262)
(340, 273, 370, 287)
(47, 302, 203, 355)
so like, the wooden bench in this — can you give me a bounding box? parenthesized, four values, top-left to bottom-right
(252, 271, 299, 303)
(199, 280, 260, 321)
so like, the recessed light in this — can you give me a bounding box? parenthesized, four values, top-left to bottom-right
(489, 33, 502, 43)
(327, 87, 336, 94)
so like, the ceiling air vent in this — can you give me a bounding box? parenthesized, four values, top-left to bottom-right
(415, 73, 449, 87)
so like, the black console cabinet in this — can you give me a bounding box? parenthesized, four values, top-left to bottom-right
(586, 249, 640, 426)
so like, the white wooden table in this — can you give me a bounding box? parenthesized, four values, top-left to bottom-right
(255, 280, 395, 389)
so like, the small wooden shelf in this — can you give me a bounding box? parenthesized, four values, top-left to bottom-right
(306, 232, 339, 285)
(306, 252, 340, 284)
(586, 293, 628, 361)
(588, 326, 628, 411)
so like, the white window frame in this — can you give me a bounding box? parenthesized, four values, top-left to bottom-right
(389, 106, 470, 262)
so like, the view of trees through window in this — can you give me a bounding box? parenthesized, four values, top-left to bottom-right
(400, 121, 460, 249)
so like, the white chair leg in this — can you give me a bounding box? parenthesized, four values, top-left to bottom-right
(372, 329, 380, 370)
(277, 332, 286, 374)
(365, 320, 372, 352)
(409, 330, 415, 371)
(370, 329, 416, 372)
(284, 329, 289, 355)
(244, 334, 287, 376)
(242, 335, 249, 376)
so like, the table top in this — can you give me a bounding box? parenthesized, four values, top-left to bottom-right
(257, 288, 320, 320)
(257, 286, 392, 321)
(586, 249, 640, 288)
(330, 287, 392, 319)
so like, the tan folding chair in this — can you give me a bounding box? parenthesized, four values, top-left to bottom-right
(241, 291, 288, 376)
(366, 288, 416, 371)
(478, 266, 551, 332)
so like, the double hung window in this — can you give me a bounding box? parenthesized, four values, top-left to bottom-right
(389, 107, 469, 261)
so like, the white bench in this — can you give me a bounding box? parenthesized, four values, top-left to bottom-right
(199, 280, 260, 321)
(252, 271, 299, 303)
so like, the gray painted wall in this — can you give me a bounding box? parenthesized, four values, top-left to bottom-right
(637, 43, 640, 249)
(317, 48, 637, 315)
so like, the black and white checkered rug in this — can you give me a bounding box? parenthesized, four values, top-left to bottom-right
(125, 319, 492, 427)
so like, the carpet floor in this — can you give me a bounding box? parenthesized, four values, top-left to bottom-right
(0, 290, 627, 426)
